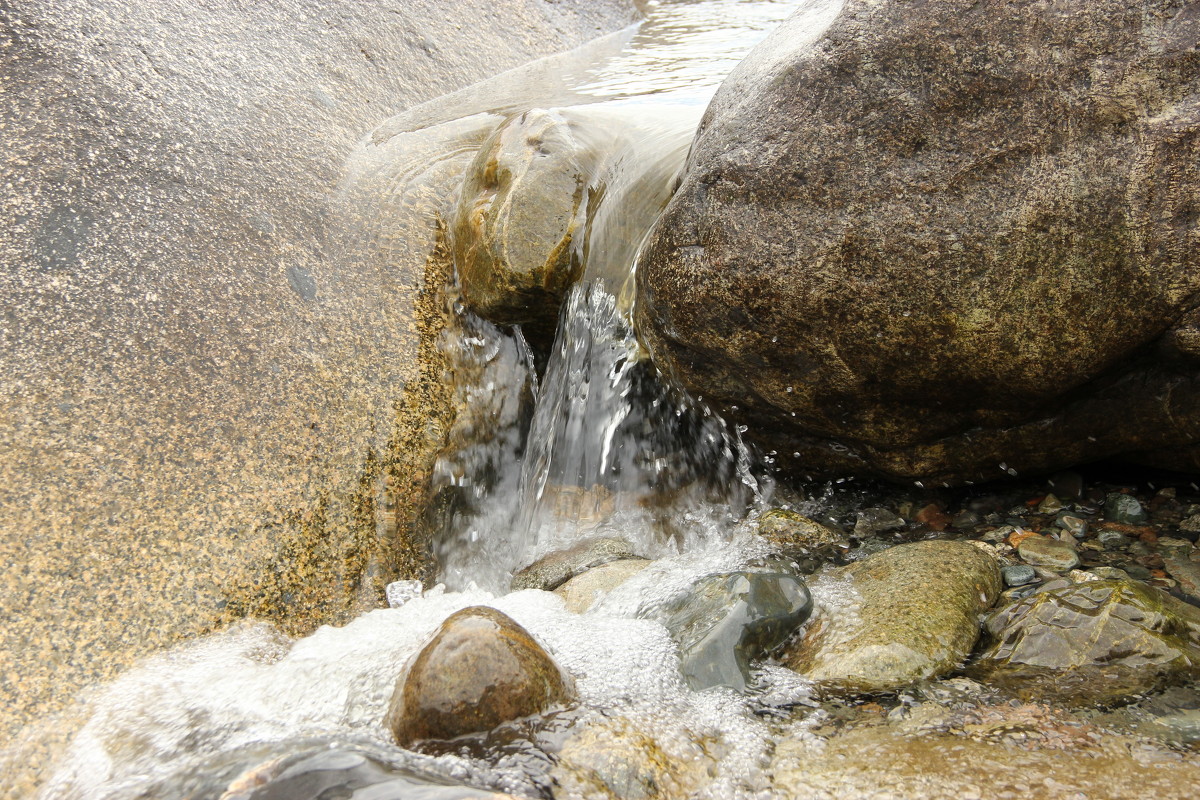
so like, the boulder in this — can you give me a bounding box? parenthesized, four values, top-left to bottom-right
(387, 606, 573, 746)
(0, 0, 637, 747)
(635, 0, 1200, 485)
(783, 540, 1001, 692)
(969, 579, 1200, 704)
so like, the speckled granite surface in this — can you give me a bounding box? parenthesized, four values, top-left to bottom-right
(0, 0, 638, 787)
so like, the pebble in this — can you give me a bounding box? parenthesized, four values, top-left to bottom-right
(1091, 566, 1130, 581)
(1017, 536, 1080, 571)
(1068, 569, 1099, 583)
(1057, 515, 1087, 537)
(1180, 514, 1200, 533)
(1037, 493, 1065, 514)
(1003, 565, 1037, 587)
(952, 510, 981, 529)
(1098, 530, 1129, 550)
(1105, 493, 1148, 525)
(853, 508, 906, 537)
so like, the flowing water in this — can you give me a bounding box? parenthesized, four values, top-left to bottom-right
(36, 1, 852, 797)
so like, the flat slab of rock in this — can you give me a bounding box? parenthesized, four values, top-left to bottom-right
(1017, 536, 1080, 571)
(387, 606, 573, 746)
(783, 540, 1001, 692)
(970, 579, 1200, 704)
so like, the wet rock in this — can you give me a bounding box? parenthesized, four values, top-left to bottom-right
(1058, 515, 1088, 538)
(1181, 513, 1200, 533)
(852, 508, 906, 538)
(453, 109, 591, 341)
(754, 509, 847, 560)
(1002, 565, 1037, 587)
(1098, 529, 1130, 550)
(0, 0, 639, 745)
(950, 510, 980, 529)
(1164, 552, 1200, 601)
(1017, 536, 1080, 571)
(1092, 566, 1131, 581)
(387, 607, 572, 746)
(1037, 494, 1065, 514)
(1106, 494, 1149, 525)
(783, 540, 1001, 692)
(555, 558, 652, 614)
(551, 717, 711, 800)
(970, 580, 1200, 704)
(635, 0, 1200, 485)
(915, 504, 951, 532)
(650, 571, 812, 691)
(511, 536, 639, 591)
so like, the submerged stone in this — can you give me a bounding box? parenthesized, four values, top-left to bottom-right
(387, 607, 572, 746)
(555, 558, 652, 614)
(1017, 535, 1080, 571)
(970, 579, 1200, 705)
(652, 570, 812, 691)
(755, 509, 847, 558)
(783, 540, 1001, 692)
(511, 536, 640, 591)
(1106, 493, 1149, 525)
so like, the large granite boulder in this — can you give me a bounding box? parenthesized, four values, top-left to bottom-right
(636, 0, 1200, 485)
(0, 0, 637, 758)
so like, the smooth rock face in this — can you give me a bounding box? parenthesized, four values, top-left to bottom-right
(0, 0, 638, 744)
(453, 109, 591, 342)
(970, 580, 1200, 704)
(783, 540, 1001, 692)
(555, 558, 652, 614)
(511, 536, 640, 591)
(387, 607, 573, 746)
(636, 0, 1200, 485)
(652, 570, 813, 691)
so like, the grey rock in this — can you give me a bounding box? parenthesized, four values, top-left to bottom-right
(512, 536, 640, 591)
(1018, 536, 1080, 571)
(853, 508, 906, 538)
(1106, 494, 1149, 525)
(1057, 515, 1088, 538)
(650, 571, 812, 692)
(555, 559, 652, 614)
(783, 540, 1001, 692)
(387, 606, 573, 746)
(970, 580, 1200, 705)
(1098, 530, 1131, 550)
(1037, 494, 1065, 514)
(951, 510, 981, 529)
(1003, 565, 1038, 587)
(635, 0, 1200, 485)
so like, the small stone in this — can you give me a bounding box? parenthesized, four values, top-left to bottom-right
(1017, 536, 1080, 571)
(1091, 566, 1131, 581)
(1179, 514, 1200, 533)
(969, 540, 1001, 559)
(1007, 528, 1041, 549)
(1098, 530, 1130, 550)
(1106, 493, 1148, 525)
(1057, 515, 1087, 538)
(1164, 554, 1200, 600)
(511, 536, 640, 591)
(1037, 493, 1065, 514)
(853, 508, 906, 537)
(1068, 569, 1100, 583)
(386, 606, 572, 746)
(915, 503, 952, 531)
(951, 510, 981, 529)
(1158, 537, 1195, 551)
(1001, 585, 1040, 603)
(1158, 487, 1178, 499)
(982, 525, 1014, 543)
(555, 559, 652, 614)
(1126, 564, 1154, 580)
(1003, 565, 1037, 587)
(755, 509, 847, 557)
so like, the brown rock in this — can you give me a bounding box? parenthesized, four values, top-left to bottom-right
(555, 559, 653, 614)
(783, 540, 1001, 692)
(915, 504, 951, 532)
(387, 607, 573, 746)
(635, 0, 1200, 485)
